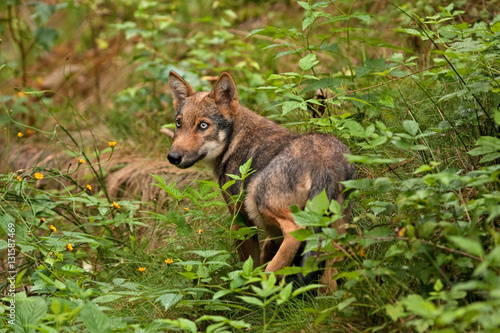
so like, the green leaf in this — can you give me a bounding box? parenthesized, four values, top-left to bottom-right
(345, 154, 406, 165)
(213, 289, 232, 300)
(290, 228, 313, 241)
(291, 284, 323, 297)
(302, 15, 317, 31)
(242, 256, 254, 276)
(329, 199, 341, 214)
(190, 250, 228, 258)
(156, 293, 183, 311)
(238, 296, 264, 307)
(468, 146, 497, 156)
(434, 279, 444, 292)
(293, 210, 323, 227)
(80, 302, 111, 333)
(480, 152, 500, 163)
(92, 295, 123, 303)
(448, 236, 484, 257)
(150, 176, 184, 200)
(297, 1, 311, 10)
(364, 226, 392, 247)
(401, 294, 438, 319)
(337, 297, 356, 311)
(159, 318, 197, 333)
(344, 120, 365, 137)
(282, 100, 306, 116)
(15, 297, 48, 333)
(402, 120, 420, 136)
(306, 189, 330, 213)
(34, 27, 58, 51)
(222, 179, 236, 191)
(299, 53, 319, 71)
(35, 272, 66, 290)
(60, 264, 85, 274)
(277, 283, 293, 305)
(494, 111, 500, 125)
(386, 302, 405, 321)
(413, 164, 432, 174)
(239, 158, 253, 177)
(473, 136, 500, 151)
(385, 243, 406, 258)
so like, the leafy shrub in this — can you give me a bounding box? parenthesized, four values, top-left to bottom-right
(1, 1, 499, 332)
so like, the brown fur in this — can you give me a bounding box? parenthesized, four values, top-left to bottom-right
(168, 72, 356, 291)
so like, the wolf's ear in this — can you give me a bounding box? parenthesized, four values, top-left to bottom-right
(169, 71, 195, 110)
(210, 73, 239, 117)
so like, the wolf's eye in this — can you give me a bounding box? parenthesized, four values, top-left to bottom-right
(175, 119, 181, 128)
(199, 122, 209, 130)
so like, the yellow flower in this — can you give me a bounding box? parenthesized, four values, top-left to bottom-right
(138, 267, 146, 272)
(17, 132, 23, 138)
(359, 248, 366, 257)
(398, 227, 406, 237)
(108, 141, 117, 148)
(40, 217, 46, 223)
(86, 184, 92, 191)
(78, 159, 85, 164)
(111, 201, 120, 209)
(16, 91, 25, 98)
(34, 172, 43, 180)
(165, 258, 174, 264)
(183, 207, 190, 211)
(49, 225, 57, 232)
(67, 244, 74, 251)
(197, 229, 203, 235)
(17, 176, 22, 181)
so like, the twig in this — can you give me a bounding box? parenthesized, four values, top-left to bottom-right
(366, 236, 483, 262)
(332, 65, 440, 99)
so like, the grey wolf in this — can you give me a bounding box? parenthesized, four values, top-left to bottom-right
(167, 71, 355, 290)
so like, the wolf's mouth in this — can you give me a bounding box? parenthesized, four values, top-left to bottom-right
(168, 152, 206, 169)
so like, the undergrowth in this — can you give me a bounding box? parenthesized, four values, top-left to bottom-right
(1, 1, 499, 332)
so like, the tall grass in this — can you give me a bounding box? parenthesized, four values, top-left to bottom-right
(1, 1, 499, 332)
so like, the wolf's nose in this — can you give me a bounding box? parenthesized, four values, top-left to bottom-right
(167, 152, 182, 165)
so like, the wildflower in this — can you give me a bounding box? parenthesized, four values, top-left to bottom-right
(138, 267, 146, 272)
(78, 159, 85, 164)
(359, 248, 366, 257)
(85, 184, 92, 191)
(111, 201, 120, 209)
(49, 225, 57, 232)
(17, 132, 23, 138)
(40, 217, 46, 223)
(398, 227, 406, 237)
(108, 141, 117, 148)
(183, 207, 190, 211)
(197, 229, 203, 235)
(16, 91, 25, 98)
(165, 258, 174, 264)
(17, 176, 22, 181)
(67, 244, 74, 251)
(34, 172, 43, 180)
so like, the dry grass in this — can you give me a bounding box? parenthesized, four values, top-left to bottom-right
(0, 135, 201, 206)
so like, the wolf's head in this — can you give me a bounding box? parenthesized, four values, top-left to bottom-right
(167, 72, 239, 169)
